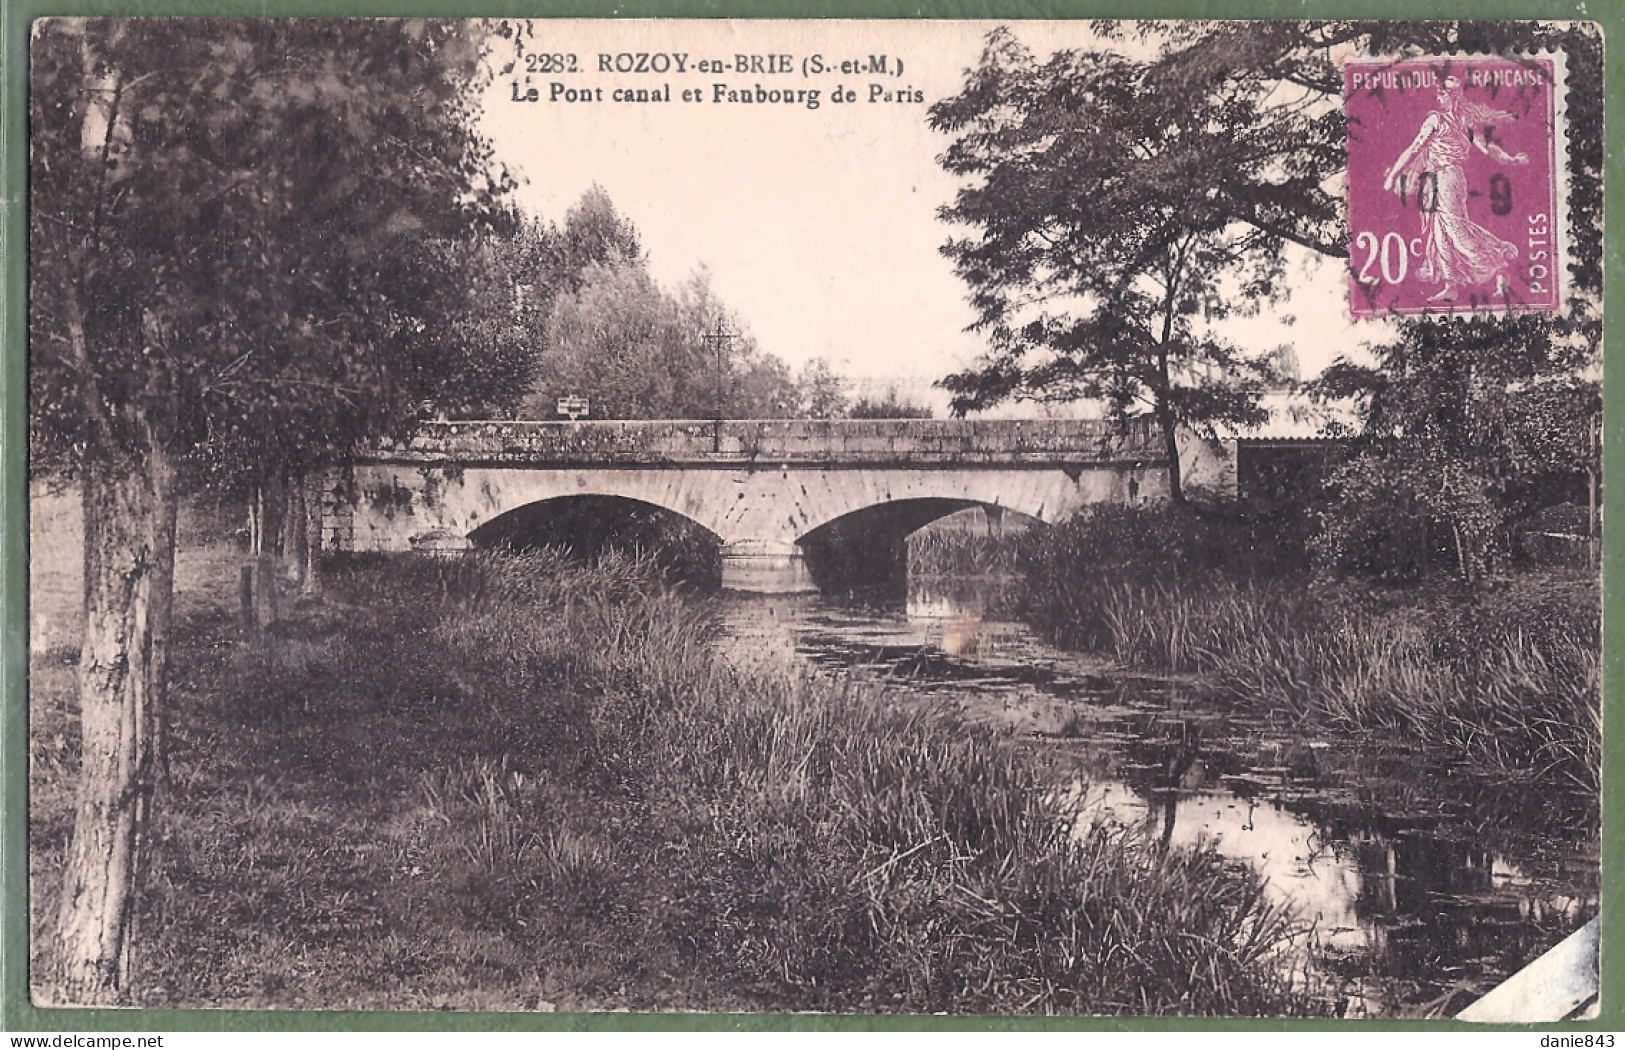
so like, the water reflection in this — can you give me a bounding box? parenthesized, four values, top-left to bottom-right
(1072, 779, 1367, 952)
(714, 575, 1599, 1017)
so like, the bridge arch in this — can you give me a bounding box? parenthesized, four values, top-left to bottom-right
(467, 493, 724, 583)
(468, 492, 723, 548)
(794, 496, 1040, 592)
(783, 472, 1079, 546)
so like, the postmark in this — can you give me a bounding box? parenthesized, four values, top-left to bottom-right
(1345, 54, 1566, 318)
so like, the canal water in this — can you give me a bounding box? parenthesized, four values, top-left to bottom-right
(715, 575, 1599, 1018)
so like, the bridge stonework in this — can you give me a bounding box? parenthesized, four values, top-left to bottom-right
(318, 419, 1168, 592)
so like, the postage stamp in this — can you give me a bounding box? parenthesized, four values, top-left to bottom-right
(1345, 54, 1566, 318)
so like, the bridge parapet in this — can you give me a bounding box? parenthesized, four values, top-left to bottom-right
(370, 418, 1165, 466)
(323, 416, 1174, 590)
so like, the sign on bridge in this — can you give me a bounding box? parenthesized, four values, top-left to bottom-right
(556, 395, 590, 421)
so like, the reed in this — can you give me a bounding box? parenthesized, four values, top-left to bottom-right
(418, 551, 1321, 1014)
(907, 528, 1023, 577)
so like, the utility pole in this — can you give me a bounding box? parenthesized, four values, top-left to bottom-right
(703, 317, 737, 452)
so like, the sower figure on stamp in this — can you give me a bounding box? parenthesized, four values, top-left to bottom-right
(1382, 75, 1529, 302)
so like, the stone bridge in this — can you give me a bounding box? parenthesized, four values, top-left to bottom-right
(318, 418, 1168, 591)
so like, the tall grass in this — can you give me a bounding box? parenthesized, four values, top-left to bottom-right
(907, 528, 1023, 577)
(31, 547, 1324, 1012)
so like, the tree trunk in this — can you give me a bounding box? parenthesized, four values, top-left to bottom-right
(299, 476, 320, 595)
(55, 444, 178, 1004)
(280, 477, 306, 586)
(1419, 512, 1430, 583)
(1151, 326, 1184, 505)
(239, 556, 279, 639)
(275, 474, 321, 595)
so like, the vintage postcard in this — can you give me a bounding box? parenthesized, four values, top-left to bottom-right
(24, 17, 1603, 1025)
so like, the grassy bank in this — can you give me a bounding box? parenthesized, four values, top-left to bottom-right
(31, 532, 1320, 1013)
(1019, 509, 1600, 797)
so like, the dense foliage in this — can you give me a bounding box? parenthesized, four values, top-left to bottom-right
(1018, 504, 1310, 650)
(849, 388, 934, 419)
(1311, 321, 1599, 582)
(31, 20, 520, 487)
(506, 187, 866, 422)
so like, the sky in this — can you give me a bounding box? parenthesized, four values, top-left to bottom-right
(478, 20, 1379, 415)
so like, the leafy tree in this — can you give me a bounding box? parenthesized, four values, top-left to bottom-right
(188, 230, 538, 601)
(458, 214, 579, 418)
(525, 262, 736, 419)
(529, 259, 697, 418)
(29, 19, 513, 1001)
(508, 188, 839, 423)
(930, 28, 1311, 501)
(554, 182, 643, 291)
(1313, 322, 1600, 582)
(522, 244, 801, 421)
(731, 351, 801, 418)
(933, 21, 1601, 524)
(470, 189, 645, 423)
(672, 268, 802, 419)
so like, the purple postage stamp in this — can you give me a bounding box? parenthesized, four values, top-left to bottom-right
(1345, 54, 1566, 318)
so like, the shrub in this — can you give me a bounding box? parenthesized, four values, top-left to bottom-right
(1015, 503, 1598, 795)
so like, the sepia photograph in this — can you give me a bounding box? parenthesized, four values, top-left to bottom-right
(23, 17, 1604, 1022)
